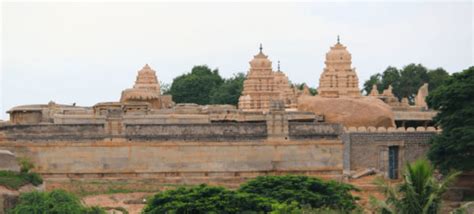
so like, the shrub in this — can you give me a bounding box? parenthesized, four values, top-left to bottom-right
(143, 176, 360, 213)
(9, 189, 106, 214)
(370, 159, 460, 214)
(18, 158, 34, 173)
(0, 170, 43, 190)
(0, 158, 43, 190)
(142, 184, 274, 213)
(239, 175, 359, 211)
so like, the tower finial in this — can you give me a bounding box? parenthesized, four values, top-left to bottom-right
(259, 43, 263, 53)
(277, 60, 280, 71)
(337, 35, 340, 44)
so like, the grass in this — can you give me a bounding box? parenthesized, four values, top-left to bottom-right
(0, 170, 43, 190)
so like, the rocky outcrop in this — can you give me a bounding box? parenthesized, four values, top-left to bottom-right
(297, 96, 395, 127)
(0, 150, 19, 172)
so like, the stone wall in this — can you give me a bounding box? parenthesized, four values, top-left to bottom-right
(343, 126, 438, 178)
(0, 124, 106, 141)
(289, 122, 342, 140)
(125, 123, 267, 141)
(0, 139, 344, 188)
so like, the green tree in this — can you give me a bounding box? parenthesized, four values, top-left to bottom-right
(142, 184, 274, 213)
(427, 66, 474, 173)
(370, 159, 460, 214)
(427, 68, 449, 92)
(209, 73, 245, 105)
(362, 73, 382, 95)
(398, 64, 429, 102)
(294, 83, 318, 96)
(9, 189, 105, 214)
(238, 175, 359, 211)
(169, 65, 223, 105)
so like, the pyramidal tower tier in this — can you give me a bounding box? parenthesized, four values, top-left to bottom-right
(120, 64, 173, 109)
(318, 37, 360, 98)
(238, 45, 297, 112)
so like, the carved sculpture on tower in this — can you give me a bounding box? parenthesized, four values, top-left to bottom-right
(120, 64, 173, 109)
(318, 36, 360, 98)
(238, 45, 297, 112)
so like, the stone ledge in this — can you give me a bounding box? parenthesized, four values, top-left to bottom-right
(344, 126, 440, 133)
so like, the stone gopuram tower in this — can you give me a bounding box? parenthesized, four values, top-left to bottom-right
(239, 45, 297, 112)
(120, 64, 173, 109)
(318, 37, 360, 98)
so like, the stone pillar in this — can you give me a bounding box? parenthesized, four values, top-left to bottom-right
(266, 100, 289, 140)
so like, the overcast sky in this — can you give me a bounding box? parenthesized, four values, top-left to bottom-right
(1, 1, 472, 119)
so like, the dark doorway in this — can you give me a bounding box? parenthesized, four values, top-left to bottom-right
(388, 146, 399, 179)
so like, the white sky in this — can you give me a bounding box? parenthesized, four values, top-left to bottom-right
(1, 1, 473, 120)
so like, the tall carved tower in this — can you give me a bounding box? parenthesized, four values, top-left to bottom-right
(318, 37, 360, 98)
(238, 45, 279, 111)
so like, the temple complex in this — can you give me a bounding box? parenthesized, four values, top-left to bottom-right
(1, 39, 458, 204)
(318, 37, 360, 98)
(238, 45, 297, 112)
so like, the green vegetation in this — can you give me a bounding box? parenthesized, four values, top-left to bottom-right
(294, 83, 318, 96)
(9, 189, 106, 214)
(142, 184, 274, 213)
(142, 175, 359, 213)
(169, 65, 224, 105)
(0, 158, 42, 190)
(370, 159, 460, 214)
(239, 175, 359, 211)
(209, 72, 246, 105)
(168, 65, 248, 106)
(426, 66, 474, 173)
(363, 64, 449, 103)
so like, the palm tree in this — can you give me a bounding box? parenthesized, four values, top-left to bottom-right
(370, 159, 460, 214)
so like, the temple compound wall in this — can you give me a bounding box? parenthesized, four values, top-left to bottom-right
(0, 109, 437, 189)
(342, 127, 437, 179)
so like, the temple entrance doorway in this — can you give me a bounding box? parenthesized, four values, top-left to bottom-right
(388, 146, 399, 179)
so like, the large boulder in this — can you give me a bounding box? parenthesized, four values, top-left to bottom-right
(0, 150, 19, 172)
(297, 96, 395, 127)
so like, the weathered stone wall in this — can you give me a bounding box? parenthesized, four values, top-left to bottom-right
(0, 150, 19, 172)
(343, 127, 437, 177)
(289, 122, 342, 140)
(125, 123, 267, 141)
(0, 124, 106, 141)
(0, 123, 268, 142)
(0, 139, 344, 188)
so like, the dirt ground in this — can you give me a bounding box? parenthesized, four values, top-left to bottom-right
(82, 192, 154, 214)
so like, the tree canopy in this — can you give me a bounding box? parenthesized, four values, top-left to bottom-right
(169, 65, 223, 105)
(362, 64, 449, 103)
(239, 175, 359, 211)
(427, 66, 474, 173)
(142, 175, 359, 213)
(209, 73, 246, 105)
(9, 189, 105, 214)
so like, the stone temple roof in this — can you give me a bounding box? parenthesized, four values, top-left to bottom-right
(249, 44, 272, 69)
(121, 64, 161, 101)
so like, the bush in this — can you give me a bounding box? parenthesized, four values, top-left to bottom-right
(0, 158, 43, 190)
(142, 184, 274, 213)
(9, 189, 106, 214)
(18, 158, 34, 173)
(239, 175, 359, 211)
(143, 176, 360, 213)
(0, 170, 43, 190)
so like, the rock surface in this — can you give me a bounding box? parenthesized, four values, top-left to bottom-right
(297, 96, 395, 127)
(0, 150, 19, 172)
